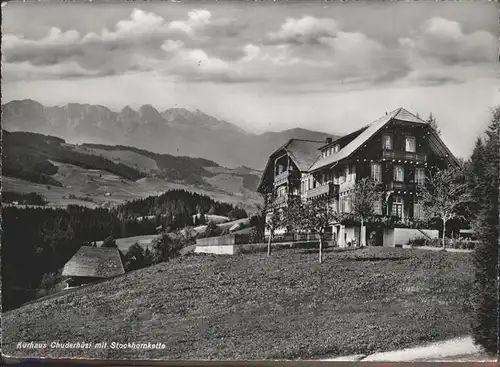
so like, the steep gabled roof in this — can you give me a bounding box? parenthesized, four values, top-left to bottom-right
(286, 139, 326, 171)
(62, 246, 125, 278)
(257, 139, 325, 192)
(309, 108, 431, 171)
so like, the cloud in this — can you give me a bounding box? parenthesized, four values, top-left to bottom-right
(169, 9, 212, 37)
(2, 7, 243, 82)
(399, 17, 495, 66)
(2, 60, 116, 82)
(267, 16, 339, 45)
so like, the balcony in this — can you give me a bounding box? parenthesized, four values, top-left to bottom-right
(386, 181, 419, 192)
(274, 170, 290, 186)
(306, 182, 339, 200)
(274, 194, 300, 207)
(382, 150, 427, 163)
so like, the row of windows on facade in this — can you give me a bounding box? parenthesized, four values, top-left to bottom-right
(273, 187, 424, 220)
(339, 195, 424, 219)
(298, 164, 425, 194)
(322, 134, 416, 159)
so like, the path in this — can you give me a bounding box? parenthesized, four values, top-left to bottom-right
(321, 336, 496, 362)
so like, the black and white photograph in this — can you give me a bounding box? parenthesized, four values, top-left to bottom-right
(1, 0, 499, 362)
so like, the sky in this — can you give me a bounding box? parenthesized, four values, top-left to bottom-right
(2, 0, 499, 159)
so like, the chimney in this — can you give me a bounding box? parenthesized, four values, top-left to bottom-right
(325, 137, 333, 144)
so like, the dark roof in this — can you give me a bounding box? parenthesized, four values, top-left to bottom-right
(285, 139, 326, 171)
(257, 139, 325, 192)
(309, 108, 432, 171)
(62, 246, 125, 278)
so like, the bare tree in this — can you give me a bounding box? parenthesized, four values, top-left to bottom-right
(352, 178, 382, 246)
(259, 190, 284, 256)
(420, 167, 472, 248)
(300, 199, 338, 264)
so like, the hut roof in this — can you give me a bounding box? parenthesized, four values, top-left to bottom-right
(62, 246, 125, 278)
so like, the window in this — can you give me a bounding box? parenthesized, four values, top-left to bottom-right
(382, 134, 393, 150)
(393, 165, 404, 182)
(413, 199, 424, 219)
(344, 166, 349, 182)
(333, 144, 340, 153)
(371, 163, 382, 182)
(392, 196, 404, 219)
(405, 136, 416, 153)
(373, 200, 382, 215)
(415, 167, 425, 185)
(322, 150, 326, 158)
(341, 194, 351, 213)
(329, 147, 333, 156)
(347, 166, 352, 182)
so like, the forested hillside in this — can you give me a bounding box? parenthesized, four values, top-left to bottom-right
(2, 189, 241, 311)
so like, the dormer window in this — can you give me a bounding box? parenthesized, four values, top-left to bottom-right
(333, 144, 340, 153)
(382, 134, 393, 150)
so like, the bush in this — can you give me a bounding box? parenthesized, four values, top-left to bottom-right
(151, 233, 182, 264)
(204, 221, 222, 238)
(124, 243, 149, 272)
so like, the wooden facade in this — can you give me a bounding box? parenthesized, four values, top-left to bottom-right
(258, 108, 459, 232)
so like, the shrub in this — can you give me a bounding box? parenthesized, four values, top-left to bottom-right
(204, 221, 222, 238)
(124, 243, 148, 272)
(151, 233, 181, 264)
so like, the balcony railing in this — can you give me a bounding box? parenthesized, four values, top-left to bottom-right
(306, 182, 339, 200)
(382, 150, 427, 163)
(386, 181, 420, 191)
(274, 170, 289, 186)
(274, 194, 300, 207)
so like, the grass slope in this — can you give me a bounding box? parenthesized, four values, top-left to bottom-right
(3, 247, 473, 360)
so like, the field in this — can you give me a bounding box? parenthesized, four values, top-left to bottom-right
(3, 162, 262, 212)
(2, 247, 474, 360)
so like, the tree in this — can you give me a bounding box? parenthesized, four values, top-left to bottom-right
(198, 213, 207, 225)
(265, 207, 284, 256)
(151, 233, 180, 264)
(259, 190, 286, 256)
(420, 167, 472, 248)
(204, 221, 221, 238)
(469, 107, 499, 356)
(299, 199, 338, 264)
(352, 178, 382, 247)
(208, 205, 216, 215)
(124, 243, 146, 271)
(427, 113, 441, 136)
(143, 246, 153, 267)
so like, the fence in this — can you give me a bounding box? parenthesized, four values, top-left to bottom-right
(266, 232, 334, 243)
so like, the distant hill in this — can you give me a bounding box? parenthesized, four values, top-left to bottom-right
(2, 130, 263, 212)
(2, 99, 340, 170)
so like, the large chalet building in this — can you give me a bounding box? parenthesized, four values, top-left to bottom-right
(257, 108, 460, 247)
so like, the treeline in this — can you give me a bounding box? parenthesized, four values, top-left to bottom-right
(81, 143, 219, 184)
(2, 189, 241, 311)
(3, 130, 145, 185)
(2, 205, 166, 311)
(113, 189, 237, 225)
(3, 191, 48, 206)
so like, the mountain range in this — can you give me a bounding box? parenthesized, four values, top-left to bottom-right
(2, 99, 339, 170)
